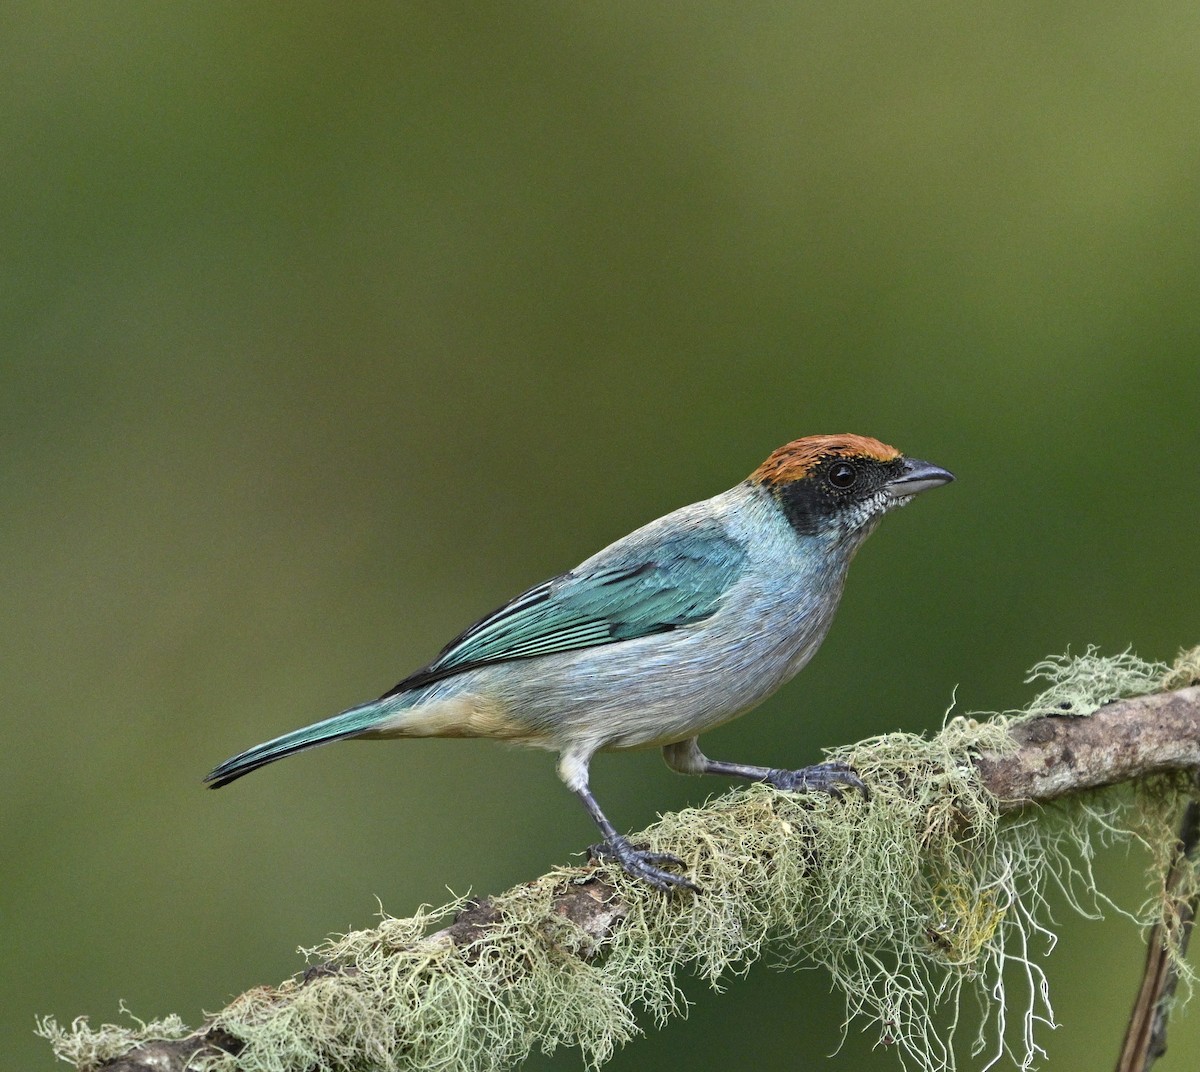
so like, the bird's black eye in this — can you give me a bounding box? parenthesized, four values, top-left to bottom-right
(827, 461, 857, 489)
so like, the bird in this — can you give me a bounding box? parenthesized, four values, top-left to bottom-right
(206, 434, 954, 891)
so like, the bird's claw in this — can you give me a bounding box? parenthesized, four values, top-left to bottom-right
(765, 760, 868, 801)
(589, 840, 701, 893)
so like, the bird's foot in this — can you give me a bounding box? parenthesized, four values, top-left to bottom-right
(764, 760, 868, 800)
(589, 838, 700, 893)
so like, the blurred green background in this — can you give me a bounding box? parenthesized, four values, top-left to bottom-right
(4, 3, 1199, 1069)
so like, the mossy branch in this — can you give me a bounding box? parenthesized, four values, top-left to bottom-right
(40, 649, 1200, 1072)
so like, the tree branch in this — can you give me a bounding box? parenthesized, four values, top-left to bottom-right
(70, 684, 1200, 1072)
(1115, 793, 1200, 1072)
(975, 686, 1200, 806)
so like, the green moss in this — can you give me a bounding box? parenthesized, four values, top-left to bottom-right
(37, 1008, 194, 1070)
(1022, 646, 1170, 716)
(39, 647, 1200, 1072)
(1164, 644, 1200, 690)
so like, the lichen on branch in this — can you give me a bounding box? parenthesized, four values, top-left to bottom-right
(39, 647, 1200, 1072)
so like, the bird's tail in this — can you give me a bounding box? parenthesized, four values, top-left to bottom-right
(205, 696, 403, 789)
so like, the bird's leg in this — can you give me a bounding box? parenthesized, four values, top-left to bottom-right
(662, 737, 867, 800)
(577, 786, 701, 892)
(558, 750, 699, 893)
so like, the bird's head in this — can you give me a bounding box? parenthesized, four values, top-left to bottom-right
(749, 434, 954, 543)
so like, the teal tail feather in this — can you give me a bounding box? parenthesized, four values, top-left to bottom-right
(205, 698, 396, 788)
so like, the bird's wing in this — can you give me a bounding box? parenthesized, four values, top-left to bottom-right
(382, 523, 747, 694)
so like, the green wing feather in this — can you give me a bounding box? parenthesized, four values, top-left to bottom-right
(383, 525, 747, 694)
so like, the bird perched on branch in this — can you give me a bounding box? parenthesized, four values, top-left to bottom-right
(207, 434, 953, 891)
